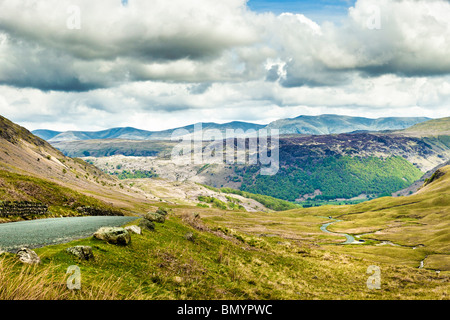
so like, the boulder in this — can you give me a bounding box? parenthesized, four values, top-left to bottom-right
(16, 248, 41, 264)
(156, 207, 169, 216)
(125, 225, 142, 235)
(144, 212, 165, 223)
(66, 246, 95, 260)
(93, 227, 131, 245)
(139, 219, 155, 231)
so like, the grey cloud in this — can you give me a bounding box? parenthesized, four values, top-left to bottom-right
(188, 83, 212, 95)
(0, 0, 450, 93)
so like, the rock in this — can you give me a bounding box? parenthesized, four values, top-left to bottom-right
(93, 227, 131, 245)
(156, 207, 169, 216)
(139, 218, 155, 231)
(144, 212, 165, 223)
(173, 276, 183, 284)
(66, 246, 95, 260)
(184, 232, 195, 242)
(125, 225, 142, 235)
(16, 248, 41, 264)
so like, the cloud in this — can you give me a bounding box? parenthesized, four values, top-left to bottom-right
(1, 0, 450, 91)
(0, 0, 263, 91)
(0, 0, 449, 130)
(265, 0, 450, 88)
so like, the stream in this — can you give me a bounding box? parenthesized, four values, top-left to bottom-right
(319, 217, 365, 245)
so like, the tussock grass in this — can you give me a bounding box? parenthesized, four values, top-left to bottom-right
(0, 255, 143, 300)
(0, 257, 68, 300)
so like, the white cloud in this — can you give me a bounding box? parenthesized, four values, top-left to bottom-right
(0, 0, 449, 130)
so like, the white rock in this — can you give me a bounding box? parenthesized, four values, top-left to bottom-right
(125, 225, 142, 235)
(16, 248, 41, 264)
(93, 227, 131, 245)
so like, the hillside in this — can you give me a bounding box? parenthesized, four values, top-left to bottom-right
(1, 166, 447, 300)
(393, 159, 450, 197)
(0, 115, 271, 218)
(198, 165, 450, 270)
(398, 117, 450, 137)
(84, 131, 450, 205)
(0, 116, 156, 215)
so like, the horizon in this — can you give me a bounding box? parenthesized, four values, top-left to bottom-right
(29, 113, 440, 134)
(1, 1, 450, 132)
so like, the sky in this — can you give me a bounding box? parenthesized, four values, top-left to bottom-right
(0, 0, 450, 132)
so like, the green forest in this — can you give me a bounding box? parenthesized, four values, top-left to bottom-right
(238, 156, 423, 202)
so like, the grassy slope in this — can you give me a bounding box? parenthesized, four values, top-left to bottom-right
(0, 167, 448, 300)
(201, 166, 450, 270)
(324, 166, 450, 266)
(1, 212, 447, 300)
(201, 184, 299, 211)
(399, 117, 450, 137)
(0, 170, 131, 222)
(0, 115, 163, 216)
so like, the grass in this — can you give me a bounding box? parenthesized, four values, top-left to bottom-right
(0, 169, 130, 220)
(0, 210, 448, 300)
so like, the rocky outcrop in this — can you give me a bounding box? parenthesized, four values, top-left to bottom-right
(0, 201, 48, 218)
(93, 227, 131, 245)
(16, 248, 41, 264)
(66, 246, 95, 260)
(144, 212, 165, 223)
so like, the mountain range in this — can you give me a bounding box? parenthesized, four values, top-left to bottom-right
(33, 114, 431, 142)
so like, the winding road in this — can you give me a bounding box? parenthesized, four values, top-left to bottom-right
(0, 216, 138, 252)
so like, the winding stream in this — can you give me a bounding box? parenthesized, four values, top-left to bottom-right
(319, 217, 364, 245)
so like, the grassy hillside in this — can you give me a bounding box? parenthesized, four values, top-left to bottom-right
(0, 170, 128, 221)
(1, 203, 448, 300)
(0, 167, 448, 300)
(399, 117, 450, 137)
(0, 114, 163, 215)
(199, 165, 450, 271)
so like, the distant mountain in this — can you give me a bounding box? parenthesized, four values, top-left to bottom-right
(34, 121, 265, 142)
(29, 129, 62, 141)
(33, 114, 431, 142)
(265, 114, 431, 135)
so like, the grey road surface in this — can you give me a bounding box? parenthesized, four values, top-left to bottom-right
(0, 216, 138, 252)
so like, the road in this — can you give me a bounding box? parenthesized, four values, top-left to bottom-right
(0, 216, 139, 252)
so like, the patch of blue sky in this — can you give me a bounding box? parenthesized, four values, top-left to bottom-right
(247, 0, 357, 24)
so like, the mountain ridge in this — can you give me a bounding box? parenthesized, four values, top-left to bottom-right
(32, 114, 431, 142)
